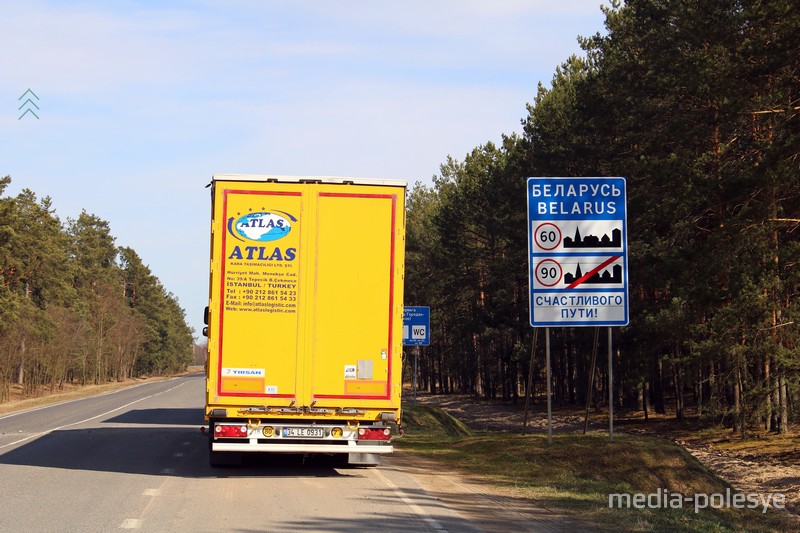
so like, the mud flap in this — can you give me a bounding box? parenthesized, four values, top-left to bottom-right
(348, 452, 381, 466)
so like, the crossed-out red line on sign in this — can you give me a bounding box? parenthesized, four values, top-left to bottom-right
(566, 255, 622, 289)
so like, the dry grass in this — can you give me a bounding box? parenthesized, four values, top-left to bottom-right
(399, 402, 799, 532)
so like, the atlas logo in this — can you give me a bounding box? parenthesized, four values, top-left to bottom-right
(228, 211, 296, 242)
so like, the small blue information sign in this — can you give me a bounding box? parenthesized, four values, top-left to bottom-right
(527, 177, 629, 327)
(403, 306, 430, 346)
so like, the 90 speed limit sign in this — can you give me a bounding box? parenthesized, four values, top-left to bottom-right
(534, 258, 562, 287)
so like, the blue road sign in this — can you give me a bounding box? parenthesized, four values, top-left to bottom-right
(527, 177, 629, 327)
(403, 306, 430, 346)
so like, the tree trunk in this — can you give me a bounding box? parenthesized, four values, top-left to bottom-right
(778, 372, 789, 435)
(437, 349, 446, 394)
(733, 362, 742, 435)
(673, 363, 684, 422)
(17, 337, 26, 385)
(567, 345, 575, 405)
(764, 354, 773, 430)
(770, 361, 780, 432)
(653, 356, 666, 414)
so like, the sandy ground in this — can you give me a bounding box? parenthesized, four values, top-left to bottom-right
(672, 438, 800, 516)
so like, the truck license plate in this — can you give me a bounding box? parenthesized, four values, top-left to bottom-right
(282, 427, 324, 438)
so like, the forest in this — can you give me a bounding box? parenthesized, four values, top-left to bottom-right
(0, 176, 194, 401)
(404, 0, 800, 434)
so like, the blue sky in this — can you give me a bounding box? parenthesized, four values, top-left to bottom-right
(1, 1, 608, 339)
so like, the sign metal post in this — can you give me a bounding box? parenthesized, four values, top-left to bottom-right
(608, 326, 614, 441)
(403, 307, 430, 408)
(546, 327, 552, 445)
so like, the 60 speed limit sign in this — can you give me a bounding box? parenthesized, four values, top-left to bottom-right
(534, 223, 562, 251)
(526, 177, 629, 327)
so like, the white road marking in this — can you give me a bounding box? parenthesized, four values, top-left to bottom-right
(0, 382, 161, 421)
(0, 381, 188, 451)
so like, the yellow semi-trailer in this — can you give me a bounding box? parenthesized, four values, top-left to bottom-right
(203, 174, 406, 466)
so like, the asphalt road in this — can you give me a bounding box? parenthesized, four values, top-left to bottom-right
(0, 375, 579, 533)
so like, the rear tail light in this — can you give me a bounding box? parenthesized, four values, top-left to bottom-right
(357, 427, 392, 441)
(214, 424, 249, 438)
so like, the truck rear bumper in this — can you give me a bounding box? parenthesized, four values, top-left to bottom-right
(212, 442, 393, 454)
